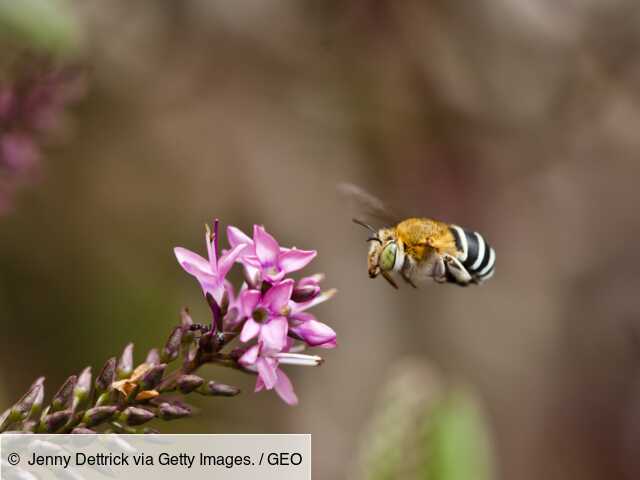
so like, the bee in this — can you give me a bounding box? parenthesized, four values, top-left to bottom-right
(341, 184, 495, 289)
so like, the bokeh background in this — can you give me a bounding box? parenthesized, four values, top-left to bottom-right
(2, 1, 640, 479)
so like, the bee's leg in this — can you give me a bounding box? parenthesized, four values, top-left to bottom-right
(381, 271, 399, 289)
(443, 254, 473, 286)
(400, 257, 418, 288)
(433, 257, 448, 283)
(401, 271, 417, 288)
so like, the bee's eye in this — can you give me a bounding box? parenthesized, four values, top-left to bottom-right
(379, 242, 397, 272)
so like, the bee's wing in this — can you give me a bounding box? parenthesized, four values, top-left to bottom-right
(338, 182, 401, 228)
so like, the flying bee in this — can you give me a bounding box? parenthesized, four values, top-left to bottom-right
(354, 217, 495, 288)
(340, 183, 495, 289)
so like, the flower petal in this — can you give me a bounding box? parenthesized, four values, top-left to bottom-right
(239, 289, 261, 317)
(174, 247, 212, 276)
(242, 264, 261, 289)
(260, 316, 288, 353)
(239, 345, 260, 366)
(254, 225, 279, 266)
(227, 226, 253, 248)
(262, 269, 286, 284)
(263, 279, 294, 312)
(240, 255, 263, 269)
(240, 318, 261, 343)
(289, 318, 337, 347)
(217, 243, 247, 279)
(223, 279, 236, 304)
(256, 357, 278, 390)
(274, 369, 298, 406)
(278, 249, 317, 274)
(175, 248, 221, 298)
(290, 288, 337, 314)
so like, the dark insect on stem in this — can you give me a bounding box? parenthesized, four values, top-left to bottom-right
(189, 324, 212, 333)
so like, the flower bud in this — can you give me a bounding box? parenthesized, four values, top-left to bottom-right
(197, 381, 240, 397)
(51, 375, 77, 412)
(28, 378, 45, 420)
(139, 364, 166, 391)
(183, 342, 198, 363)
(146, 348, 160, 366)
(176, 374, 204, 394)
(291, 285, 320, 303)
(12, 377, 45, 420)
(157, 402, 191, 420)
(291, 274, 324, 302)
(119, 406, 155, 426)
(161, 327, 182, 363)
(43, 409, 73, 432)
(289, 317, 337, 348)
(95, 357, 116, 394)
(83, 406, 117, 427)
(73, 367, 92, 409)
(117, 343, 134, 379)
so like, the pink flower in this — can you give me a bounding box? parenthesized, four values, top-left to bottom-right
(254, 369, 297, 405)
(177, 219, 337, 406)
(174, 220, 247, 303)
(238, 280, 294, 353)
(228, 225, 316, 284)
(239, 344, 295, 404)
(239, 344, 323, 406)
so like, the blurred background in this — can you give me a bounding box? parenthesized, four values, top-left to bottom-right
(2, 1, 640, 479)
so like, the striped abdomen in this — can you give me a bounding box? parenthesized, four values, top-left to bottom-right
(449, 225, 496, 282)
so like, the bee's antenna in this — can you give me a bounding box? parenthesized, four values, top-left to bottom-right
(367, 236, 382, 244)
(352, 218, 377, 234)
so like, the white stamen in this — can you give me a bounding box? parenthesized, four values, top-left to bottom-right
(274, 353, 323, 366)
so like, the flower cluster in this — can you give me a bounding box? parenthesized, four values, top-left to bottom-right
(175, 220, 337, 405)
(0, 63, 84, 215)
(0, 219, 336, 434)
